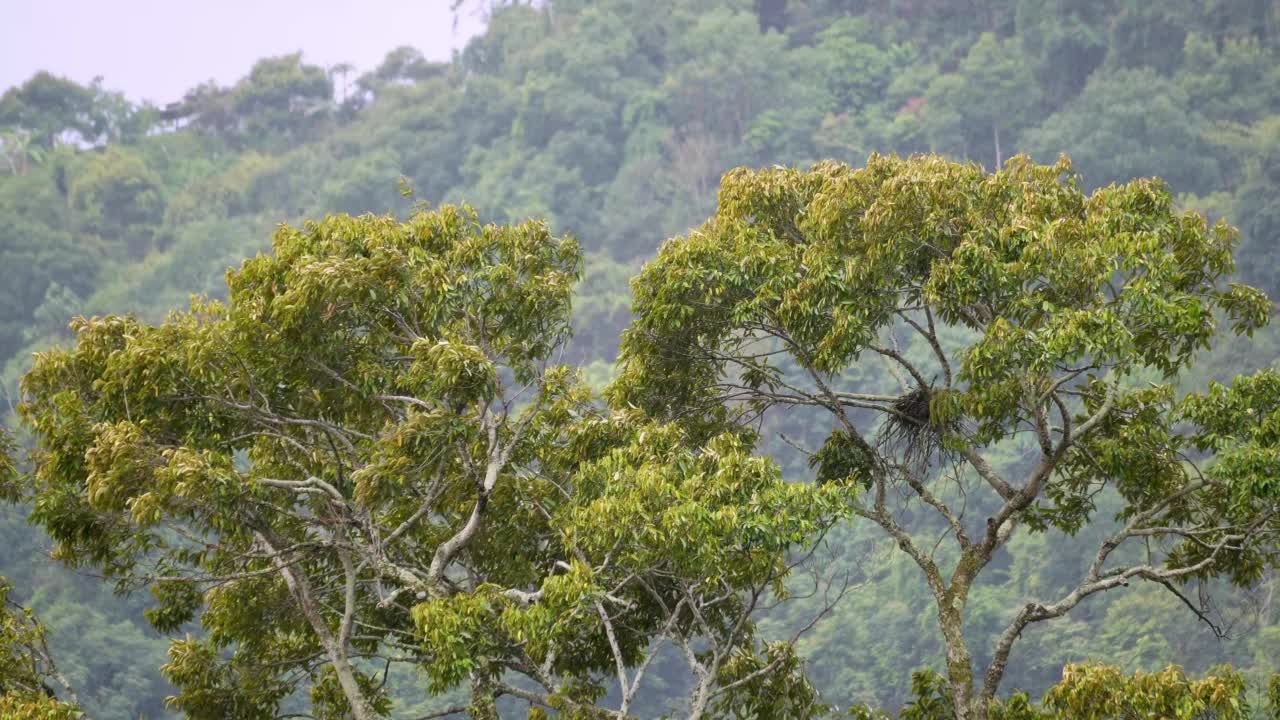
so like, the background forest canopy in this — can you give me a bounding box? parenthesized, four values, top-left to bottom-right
(4, 0, 1280, 717)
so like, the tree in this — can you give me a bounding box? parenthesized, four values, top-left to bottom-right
(1177, 34, 1280, 126)
(0, 72, 104, 148)
(1013, 0, 1111, 107)
(609, 153, 1278, 720)
(0, 578, 85, 720)
(354, 47, 444, 100)
(0, 198, 99, 366)
(853, 663, 1266, 720)
(68, 146, 165, 257)
(170, 81, 239, 138)
(1107, 0, 1195, 72)
(1020, 68, 1221, 195)
(1225, 117, 1280, 297)
(16, 207, 847, 719)
(1039, 664, 1249, 720)
(0, 433, 84, 718)
(230, 54, 334, 147)
(807, 18, 915, 115)
(662, 8, 792, 143)
(922, 33, 1041, 169)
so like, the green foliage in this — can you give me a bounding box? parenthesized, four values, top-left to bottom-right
(1041, 664, 1248, 720)
(1021, 68, 1221, 194)
(809, 429, 876, 488)
(612, 152, 1277, 718)
(69, 145, 165, 257)
(923, 33, 1041, 167)
(1013, 0, 1110, 105)
(711, 641, 829, 719)
(810, 18, 915, 113)
(0, 430, 14, 499)
(1269, 673, 1280, 720)
(614, 153, 1264, 439)
(15, 206, 846, 717)
(14, 208, 587, 717)
(0, 578, 84, 718)
(0, 173, 99, 365)
(1219, 117, 1280, 295)
(0, 72, 103, 147)
(356, 46, 444, 96)
(231, 54, 333, 145)
(1179, 34, 1280, 125)
(900, 669, 957, 720)
(161, 635, 295, 719)
(4, 0, 1280, 714)
(852, 664, 1256, 720)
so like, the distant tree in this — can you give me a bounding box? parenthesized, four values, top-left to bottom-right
(1013, 0, 1111, 106)
(755, 0, 788, 32)
(16, 207, 847, 719)
(88, 83, 153, 145)
(171, 81, 240, 137)
(230, 54, 333, 146)
(1177, 33, 1280, 125)
(611, 154, 1278, 720)
(454, 3, 644, 242)
(21, 283, 84, 345)
(1107, 0, 1195, 71)
(355, 47, 445, 100)
(923, 33, 1042, 168)
(809, 18, 916, 114)
(1201, 0, 1279, 45)
(456, 3, 548, 78)
(68, 146, 165, 257)
(751, 16, 914, 166)
(0, 201, 98, 364)
(1021, 68, 1220, 194)
(0, 72, 104, 148)
(1222, 116, 1280, 297)
(663, 8, 792, 142)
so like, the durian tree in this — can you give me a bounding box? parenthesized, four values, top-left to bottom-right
(610, 154, 1280, 720)
(14, 208, 847, 719)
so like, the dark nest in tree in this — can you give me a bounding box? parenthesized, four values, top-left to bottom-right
(877, 385, 954, 473)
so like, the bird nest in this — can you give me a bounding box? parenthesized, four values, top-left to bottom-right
(877, 385, 953, 472)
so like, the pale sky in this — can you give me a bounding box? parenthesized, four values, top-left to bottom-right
(0, 0, 487, 104)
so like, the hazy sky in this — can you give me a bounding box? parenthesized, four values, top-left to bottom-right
(1, 0, 486, 104)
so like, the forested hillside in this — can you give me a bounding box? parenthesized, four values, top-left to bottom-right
(3, 0, 1280, 717)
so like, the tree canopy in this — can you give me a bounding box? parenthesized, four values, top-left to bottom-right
(16, 208, 848, 718)
(611, 153, 1276, 719)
